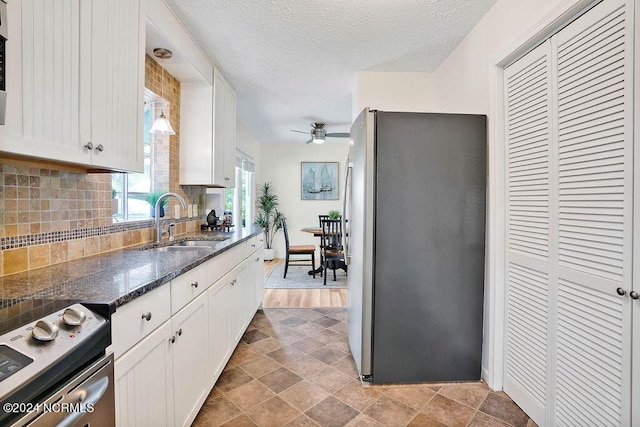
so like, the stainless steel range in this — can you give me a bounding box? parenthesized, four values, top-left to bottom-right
(0, 299, 114, 426)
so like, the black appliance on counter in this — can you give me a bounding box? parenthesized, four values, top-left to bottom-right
(0, 299, 115, 426)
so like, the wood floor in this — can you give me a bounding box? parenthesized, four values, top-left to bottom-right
(262, 259, 347, 308)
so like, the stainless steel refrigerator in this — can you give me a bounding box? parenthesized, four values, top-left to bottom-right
(343, 108, 486, 384)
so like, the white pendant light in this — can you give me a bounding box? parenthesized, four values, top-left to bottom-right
(150, 48, 176, 136)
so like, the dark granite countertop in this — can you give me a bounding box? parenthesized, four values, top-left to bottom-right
(0, 227, 262, 310)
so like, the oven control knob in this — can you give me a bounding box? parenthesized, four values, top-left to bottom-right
(32, 320, 59, 342)
(62, 307, 87, 326)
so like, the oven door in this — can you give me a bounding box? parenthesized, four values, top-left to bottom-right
(11, 353, 115, 427)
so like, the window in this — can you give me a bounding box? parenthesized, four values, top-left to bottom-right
(112, 91, 169, 222)
(224, 152, 255, 229)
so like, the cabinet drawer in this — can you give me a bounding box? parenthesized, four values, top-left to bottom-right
(112, 284, 171, 359)
(171, 262, 209, 315)
(206, 244, 246, 287)
(246, 236, 259, 255)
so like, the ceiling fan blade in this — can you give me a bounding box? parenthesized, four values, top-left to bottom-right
(305, 138, 313, 144)
(326, 132, 350, 138)
(290, 130, 310, 134)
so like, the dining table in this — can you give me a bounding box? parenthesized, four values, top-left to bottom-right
(301, 226, 348, 276)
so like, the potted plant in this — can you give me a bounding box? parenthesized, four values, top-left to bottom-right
(254, 182, 284, 260)
(143, 191, 168, 218)
(328, 210, 341, 219)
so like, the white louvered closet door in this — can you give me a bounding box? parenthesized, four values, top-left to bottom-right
(553, 0, 632, 425)
(504, 40, 553, 425)
(503, 0, 634, 425)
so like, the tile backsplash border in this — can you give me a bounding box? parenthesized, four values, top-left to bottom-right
(1, 216, 202, 251)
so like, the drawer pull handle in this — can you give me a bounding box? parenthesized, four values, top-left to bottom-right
(95, 144, 104, 152)
(177, 328, 183, 336)
(255, 257, 260, 262)
(251, 244, 256, 247)
(84, 142, 94, 150)
(169, 335, 176, 344)
(191, 281, 199, 288)
(142, 312, 152, 321)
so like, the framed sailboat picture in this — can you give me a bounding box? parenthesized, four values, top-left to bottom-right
(301, 162, 339, 200)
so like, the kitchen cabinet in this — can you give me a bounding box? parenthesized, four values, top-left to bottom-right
(0, 0, 144, 172)
(229, 261, 250, 344)
(171, 293, 209, 427)
(179, 69, 236, 187)
(215, 70, 237, 188)
(114, 237, 262, 425)
(115, 321, 175, 427)
(207, 277, 231, 382)
(249, 235, 265, 312)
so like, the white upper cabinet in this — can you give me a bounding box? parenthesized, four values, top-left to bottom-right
(0, 0, 144, 173)
(179, 68, 236, 187)
(216, 70, 237, 188)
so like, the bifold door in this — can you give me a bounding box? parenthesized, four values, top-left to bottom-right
(504, 0, 634, 425)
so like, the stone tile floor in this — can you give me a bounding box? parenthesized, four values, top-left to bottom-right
(193, 308, 536, 427)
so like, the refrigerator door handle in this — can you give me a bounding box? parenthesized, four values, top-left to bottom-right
(342, 160, 352, 265)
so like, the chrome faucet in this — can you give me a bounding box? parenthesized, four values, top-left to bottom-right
(155, 192, 187, 243)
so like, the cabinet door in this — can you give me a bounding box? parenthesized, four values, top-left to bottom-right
(229, 262, 249, 344)
(250, 251, 264, 313)
(171, 292, 209, 427)
(213, 73, 226, 186)
(207, 280, 231, 384)
(80, 0, 144, 172)
(1, 0, 88, 164)
(115, 321, 174, 427)
(213, 72, 236, 187)
(223, 82, 237, 187)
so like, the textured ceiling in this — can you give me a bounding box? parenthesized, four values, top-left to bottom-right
(163, 0, 496, 144)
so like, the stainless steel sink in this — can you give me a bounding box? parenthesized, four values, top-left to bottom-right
(171, 239, 226, 247)
(153, 245, 208, 251)
(138, 237, 230, 251)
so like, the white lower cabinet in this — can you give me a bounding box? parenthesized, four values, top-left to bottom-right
(207, 278, 231, 382)
(114, 238, 264, 426)
(171, 293, 209, 427)
(250, 250, 264, 312)
(114, 322, 174, 427)
(229, 262, 250, 344)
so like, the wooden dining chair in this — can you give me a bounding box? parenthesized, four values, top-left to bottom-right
(281, 218, 316, 278)
(320, 218, 344, 286)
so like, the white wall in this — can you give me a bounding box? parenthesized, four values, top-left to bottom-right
(432, 0, 567, 113)
(258, 141, 349, 258)
(353, 71, 435, 119)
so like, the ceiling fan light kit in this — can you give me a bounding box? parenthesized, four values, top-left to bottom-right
(290, 122, 350, 144)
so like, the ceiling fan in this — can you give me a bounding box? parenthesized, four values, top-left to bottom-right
(290, 122, 350, 144)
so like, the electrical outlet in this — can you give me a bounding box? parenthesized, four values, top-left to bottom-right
(187, 205, 193, 218)
(174, 205, 181, 219)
